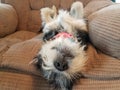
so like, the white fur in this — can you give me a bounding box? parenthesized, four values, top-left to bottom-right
(40, 37, 86, 72)
(70, 1, 84, 19)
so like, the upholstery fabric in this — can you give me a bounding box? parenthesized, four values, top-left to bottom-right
(0, 42, 120, 90)
(4, 0, 30, 31)
(0, 31, 37, 64)
(1, 71, 120, 90)
(88, 4, 120, 59)
(6, 31, 38, 41)
(3, 0, 91, 32)
(0, 0, 120, 90)
(0, 3, 18, 37)
(0, 71, 53, 90)
(84, 0, 113, 17)
(29, 0, 90, 10)
(1, 39, 42, 75)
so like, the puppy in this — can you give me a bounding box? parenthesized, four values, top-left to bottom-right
(34, 2, 89, 90)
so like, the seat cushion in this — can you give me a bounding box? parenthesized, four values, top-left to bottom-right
(6, 30, 37, 41)
(1, 39, 42, 75)
(0, 31, 37, 63)
(0, 38, 120, 90)
(0, 71, 53, 90)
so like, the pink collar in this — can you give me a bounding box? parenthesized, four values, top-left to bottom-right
(53, 32, 74, 39)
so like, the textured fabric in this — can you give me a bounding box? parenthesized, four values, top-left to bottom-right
(74, 79, 120, 90)
(1, 39, 42, 75)
(0, 71, 53, 90)
(83, 45, 120, 79)
(30, 0, 90, 10)
(0, 0, 120, 90)
(27, 10, 42, 33)
(0, 3, 18, 37)
(0, 38, 22, 64)
(3, 0, 92, 32)
(6, 31, 37, 41)
(88, 4, 120, 59)
(0, 71, 120, 90)
(84, 0, 113, 17)
(0, 45, 120, 90)
(0, 31, 37, 64)
(4, 0, 30, 31)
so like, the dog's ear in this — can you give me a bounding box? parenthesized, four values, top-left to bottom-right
(70, 1, 84, 19)
(52, 5, 57, 19)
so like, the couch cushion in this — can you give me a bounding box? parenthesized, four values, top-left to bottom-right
(0, 3, 18, 37)
(30, 0, 44, 10)
(74, 78, 120, 90)
(0, 38, 22, 64)
(0, 45, 120, 90)
(3, 0, 93, 33)
(4, 0, 31, 31)
(1, 39, 43, 75)
(29, 0, 91, 10)
(0, 71, 53, 90)
(0, 31, 37, 63)
(6, 31, 37, 41)
(27, 10, 41, 32)
(88, 4, 120, 59)
(1, 39, 120, 79)
(84, 0, 113, 17)
(0, 71, 120, 90)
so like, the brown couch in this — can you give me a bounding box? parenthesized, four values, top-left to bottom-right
(0, 0, 120, 90)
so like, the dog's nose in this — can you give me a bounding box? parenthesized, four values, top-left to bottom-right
(54, 60, 68, 71)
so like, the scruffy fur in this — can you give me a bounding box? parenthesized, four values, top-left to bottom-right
(34, 2, 89, 90)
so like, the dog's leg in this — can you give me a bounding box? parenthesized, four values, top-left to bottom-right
(40, 5, 57, 26)
(70, 1, 84, 19)
(76, 30, 89, 50)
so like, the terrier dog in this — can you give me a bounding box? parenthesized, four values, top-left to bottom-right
(33, 2, 89, 90)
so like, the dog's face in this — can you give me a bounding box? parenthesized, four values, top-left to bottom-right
(35, 37, 87, 90)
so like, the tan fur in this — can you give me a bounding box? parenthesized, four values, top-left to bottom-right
(40, 5, 57, 24)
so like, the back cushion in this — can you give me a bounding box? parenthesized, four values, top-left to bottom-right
(0, 4, 18, 37)
(4, 0, 91, 33)
(88, 4, 120, 59)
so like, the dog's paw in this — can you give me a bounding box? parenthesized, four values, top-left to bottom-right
(43, 31, 58, 41)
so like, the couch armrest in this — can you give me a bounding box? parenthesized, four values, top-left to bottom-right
(0, 3, 18, 38)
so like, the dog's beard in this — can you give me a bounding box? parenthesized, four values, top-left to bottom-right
(35, 37, 87, 90)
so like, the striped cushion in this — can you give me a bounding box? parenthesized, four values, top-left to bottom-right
(88, 4, 120, 59)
